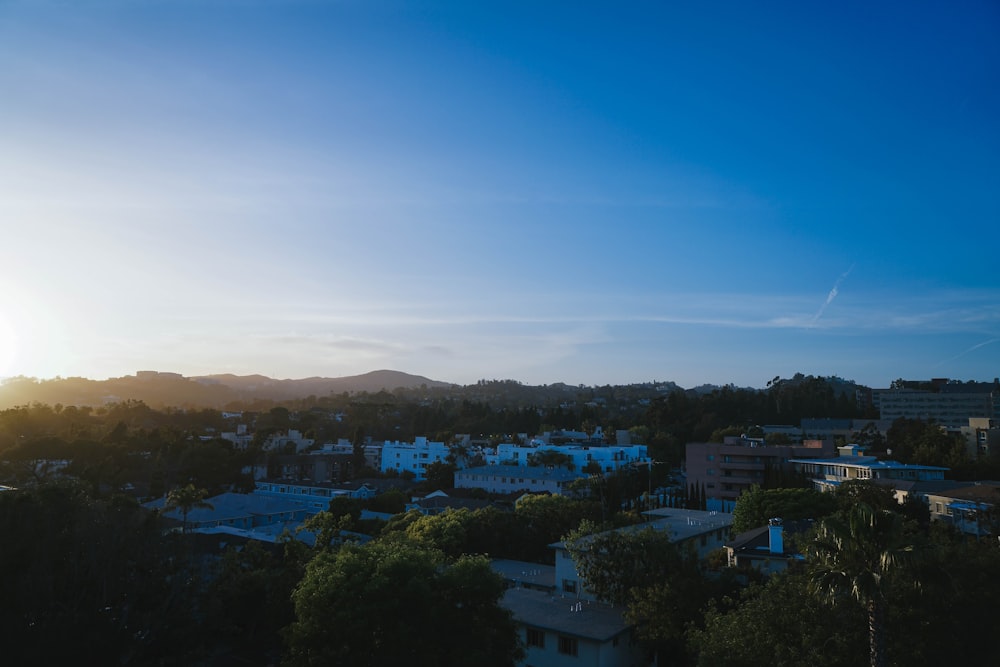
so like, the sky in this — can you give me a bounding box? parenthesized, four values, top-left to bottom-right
(0, 0, 998, 389)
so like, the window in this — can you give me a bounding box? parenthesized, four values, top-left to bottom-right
(562, 579, 577, 594)
(526, 628, 545, 648)
(707, 454, 715, 461)
(558, 636, 579, 656)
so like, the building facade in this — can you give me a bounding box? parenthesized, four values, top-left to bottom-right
(686, 437, 834, 503)
(455, 464, 587, 496)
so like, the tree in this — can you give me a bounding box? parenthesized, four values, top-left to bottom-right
(421, 460, 457, 490)
(731, 485, 838, 534)
(0, 482, 192, 664)
(285, 539, 523, 666)
(690, 572, 866, 666)
(809, 503, 915, 667)
(164, 484, 213, 534)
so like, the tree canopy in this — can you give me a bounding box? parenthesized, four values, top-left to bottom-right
(285, 539, 522, 667)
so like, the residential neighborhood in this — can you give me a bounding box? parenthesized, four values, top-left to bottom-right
(1, 372, 998, 665)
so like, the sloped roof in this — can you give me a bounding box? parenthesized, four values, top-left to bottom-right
(501, 588, 631, 642)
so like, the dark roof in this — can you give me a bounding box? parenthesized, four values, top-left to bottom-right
(725, 519, 813, 557)
(490, 559, 556, 589)
(927, 481, 1000, 503)
(500, 588, 631, 642)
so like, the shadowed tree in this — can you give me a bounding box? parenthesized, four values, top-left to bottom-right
(164, 484, 213, 534)
(809, 503, 915, 667)
(285, 539, 523, 666)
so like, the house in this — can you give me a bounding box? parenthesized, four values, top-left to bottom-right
(551, 509, 732, 600)
(404, 492, 494, 515)
(724, 518, 809, 575)
(501, 588, 649, 667)
(455, 464, 587, 496)
(491, 559, 557, 593)
(254, 480, 379, 510)
(920, 481, 1000, 537)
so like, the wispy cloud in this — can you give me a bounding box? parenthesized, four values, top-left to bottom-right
(811, 264, 855, 325)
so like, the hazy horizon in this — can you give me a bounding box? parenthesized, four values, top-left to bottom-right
(2, 2, 997, 389)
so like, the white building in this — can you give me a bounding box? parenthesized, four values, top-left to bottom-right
(380, 437, 451, 480)
(487, 443, 649, 473)
(455, 464, 587, 496)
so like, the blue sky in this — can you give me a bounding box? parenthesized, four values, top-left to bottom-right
(1, 1, 997, 388)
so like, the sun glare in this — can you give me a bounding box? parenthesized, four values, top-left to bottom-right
(0, 312, 18, 377)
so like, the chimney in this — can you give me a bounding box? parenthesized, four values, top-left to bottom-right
(768, 518, 784, 555)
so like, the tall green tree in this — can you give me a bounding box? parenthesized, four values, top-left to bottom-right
(285, 539, 522, 667)
(809, 503, 915, 667)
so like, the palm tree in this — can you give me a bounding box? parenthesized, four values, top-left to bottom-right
(809, 502, 914, 667)
(164, 484, 213, 534)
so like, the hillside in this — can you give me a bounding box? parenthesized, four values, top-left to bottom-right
(0, 370, 455, 410)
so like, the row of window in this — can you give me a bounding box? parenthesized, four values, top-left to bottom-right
(526, 628, 578, 656)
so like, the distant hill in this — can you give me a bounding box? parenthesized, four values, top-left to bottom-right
(0, 370, 455, 410)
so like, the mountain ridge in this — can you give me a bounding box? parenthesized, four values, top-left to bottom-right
(0, 369, 456, 409)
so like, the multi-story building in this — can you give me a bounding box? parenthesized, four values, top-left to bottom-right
(790, 445, 948, 492)
(455, 464, 586, 496)
(380, 437, 451, 480)
(960, 418, 1000, 458)
(872, 380, 998, 431)
(686, 437, 834, 505)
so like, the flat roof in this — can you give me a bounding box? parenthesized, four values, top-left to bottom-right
(789, 457, 948, 471)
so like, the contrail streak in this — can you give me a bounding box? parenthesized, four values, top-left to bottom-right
(812, 263, 855, 324)
(936, 337, 1000, 367)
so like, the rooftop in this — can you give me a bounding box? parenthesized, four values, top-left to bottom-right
(491, 559, 556, 590)
(552, 509, 732, 550)
(789, 456, 948, 471)
(500, 588, 631, 642)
